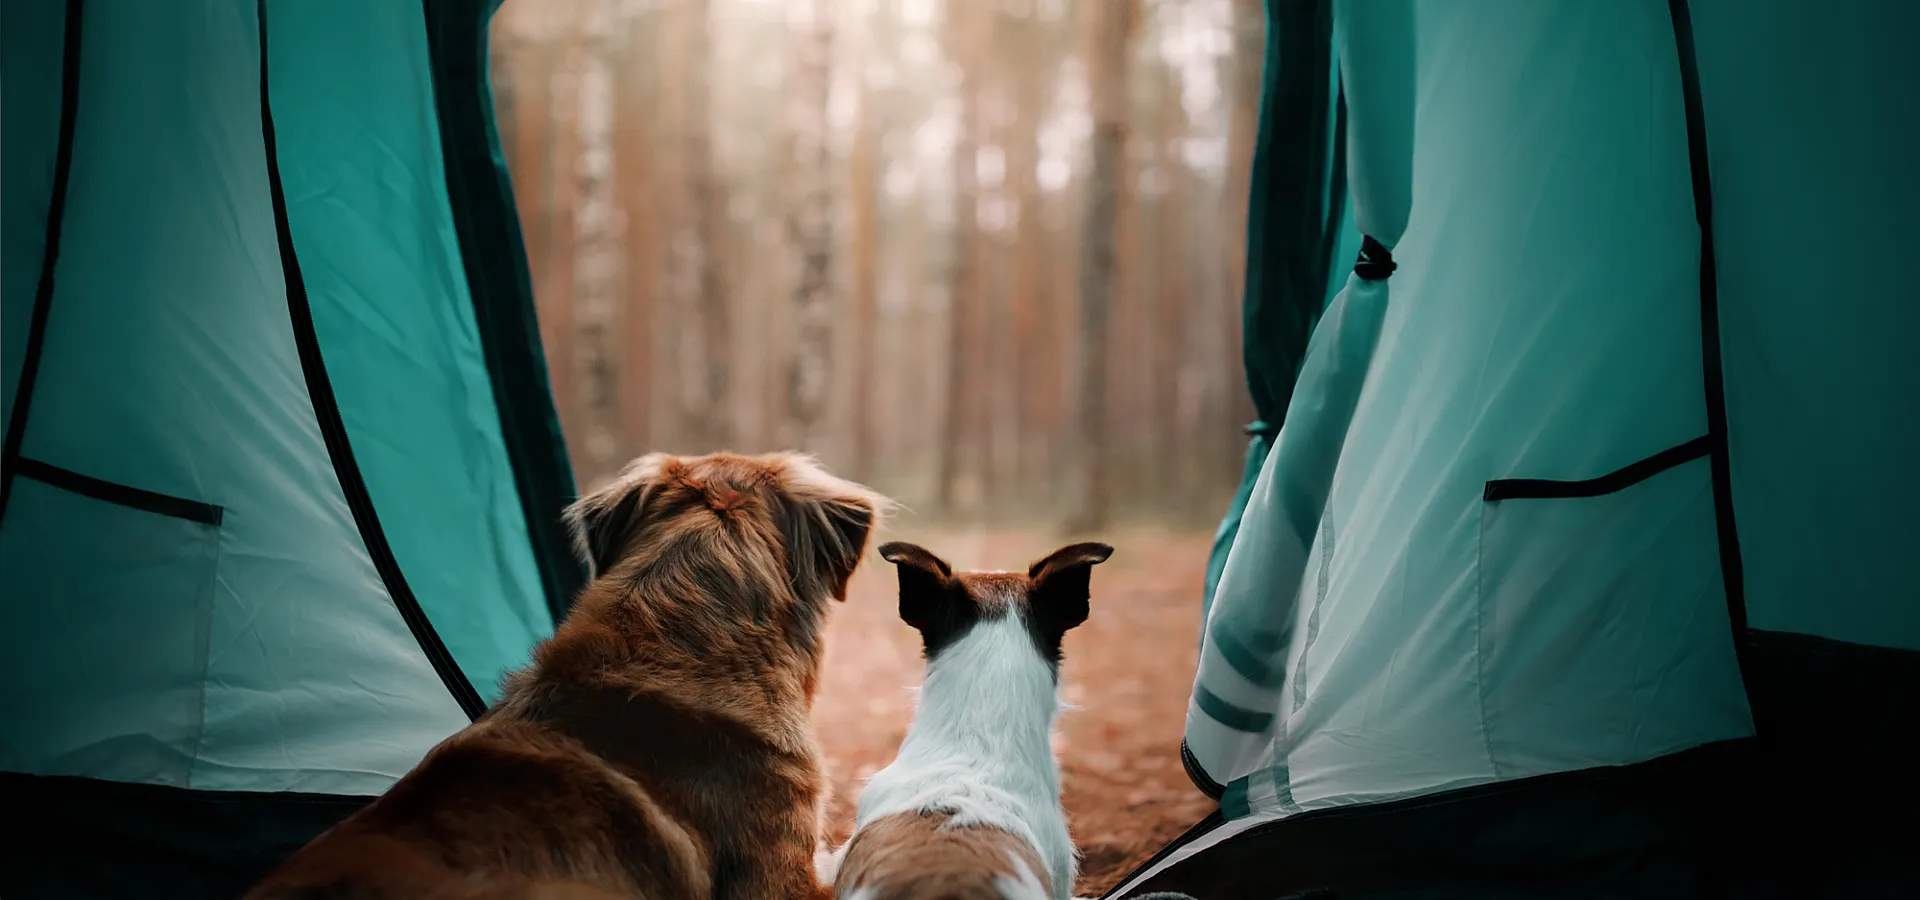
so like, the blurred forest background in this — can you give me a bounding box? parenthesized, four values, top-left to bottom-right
(488, 0, 1263, 529)
(489, 2, 1261, 882)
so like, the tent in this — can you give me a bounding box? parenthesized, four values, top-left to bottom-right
(6, 0, 1916, 898)
(1105, 0, 1919, 897)
(1, 0, 583, 896)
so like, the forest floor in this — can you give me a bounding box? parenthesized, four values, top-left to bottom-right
(813, 525, 1218, 897)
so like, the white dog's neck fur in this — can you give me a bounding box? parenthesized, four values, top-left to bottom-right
(849, 596, 1076, 900)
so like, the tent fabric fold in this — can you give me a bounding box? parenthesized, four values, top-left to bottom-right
(1134, 0, 1920, 896)
(1, 1, 577, 894)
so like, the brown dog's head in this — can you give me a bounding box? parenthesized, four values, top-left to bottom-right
(875, 540, 1113, 677)
(562, 452, 889, 649)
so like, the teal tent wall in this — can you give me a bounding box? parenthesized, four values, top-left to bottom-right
(1116, 0, 1919, 897)
(1686, 0, 1920, 650)
(1, 0, 583, 895)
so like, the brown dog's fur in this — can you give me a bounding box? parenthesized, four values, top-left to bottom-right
(832, 812, 1051, 900)
(244, 452, 888, 900)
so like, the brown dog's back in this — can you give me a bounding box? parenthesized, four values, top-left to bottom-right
(244, 720, 710, 899)
(245, 452, 887, 900)
(833, 812, 1052, 900)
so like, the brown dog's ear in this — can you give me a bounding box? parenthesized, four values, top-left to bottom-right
(774, 454, 889, 603)
(878, 541, 957, 630)
(1027, 541, 1113, 631)
(563, 454, 674, 578)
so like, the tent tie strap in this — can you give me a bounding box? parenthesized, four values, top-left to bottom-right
(1355, 234, 1396, 281)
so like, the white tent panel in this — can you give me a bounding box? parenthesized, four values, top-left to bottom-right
(1191, 0, 1754, 818)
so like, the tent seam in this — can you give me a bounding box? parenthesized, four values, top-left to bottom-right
(420, 0, 586, 627)
(1665, 0, 1754, 696)
(1483, 435, 1710, 502)
(0, 0, 86, 523)
(11, 457, 223, 525)
(1474, 496, 1501, 781)
(255, 0, 486, 721)
(184, 534, 224, 791)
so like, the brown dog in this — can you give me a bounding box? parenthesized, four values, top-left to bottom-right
(244, 452, 888, 900)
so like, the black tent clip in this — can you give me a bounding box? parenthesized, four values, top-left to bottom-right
(1354, 234, 1396, 281)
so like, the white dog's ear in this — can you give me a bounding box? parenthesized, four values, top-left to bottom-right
(1027, 542, 1113, 632)
(878, 541, 960, 630)
(562, 453, 675, 577)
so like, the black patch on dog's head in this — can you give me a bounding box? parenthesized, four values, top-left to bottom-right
(1020, 541, 1113, 670)
(879, 540, 1113, 676)
(877, 541, 981, 660)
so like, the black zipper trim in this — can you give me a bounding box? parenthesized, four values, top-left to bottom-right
(1482, 435, 1709, 502)
(1666, 0, 1753, 685)
(0, 0, 86, 524)
(14, 457, 222, 526)
(255, 0, 485, 721)
(1206, 738, 1746, 844)
(1180, 737, 1228, 800)
(1122, 739, 1754, 897)
(1098, 808, 1228, 900)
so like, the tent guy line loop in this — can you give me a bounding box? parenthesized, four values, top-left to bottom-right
(1353, 235, 1395, 281)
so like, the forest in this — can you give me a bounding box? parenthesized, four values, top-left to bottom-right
(489, 0, 1265, 529)
(488, 2, 1268, 887)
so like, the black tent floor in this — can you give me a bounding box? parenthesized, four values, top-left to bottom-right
(6, 633, 1913, 899)
(13, 748, 1912, 900)
(1109, 740, 1919, 900)
(1107, 630, 1920, 900)
(0, 773, 369, 900)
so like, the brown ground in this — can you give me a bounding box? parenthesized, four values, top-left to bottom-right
(814, 526, 1218, 897)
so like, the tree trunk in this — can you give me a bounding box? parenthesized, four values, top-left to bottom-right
(785, 0, 837, 455)
(489, 25, 518, 172)
(1199, 0, 1267, 493)
(846, 40, 882, 480)
(546, 16, 584, 464)
(669, 0, 731, 451)
(1065, 0, 1136, 532)
(1007, 8, 1048, 499)
(1223, 0, 1265, 306)
(936, 0, 981, 512)
(615, 5, 657, 457)
(1150, 58, 1186, 511)
(572, 0, 622, 484)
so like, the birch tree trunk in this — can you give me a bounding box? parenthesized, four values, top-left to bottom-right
(572, 0, 622, 483)
(785, 0, 837, 455)
(545, 13, 584, 460)
(668, 0, 732, 451)
(614, 3, 657, 455)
